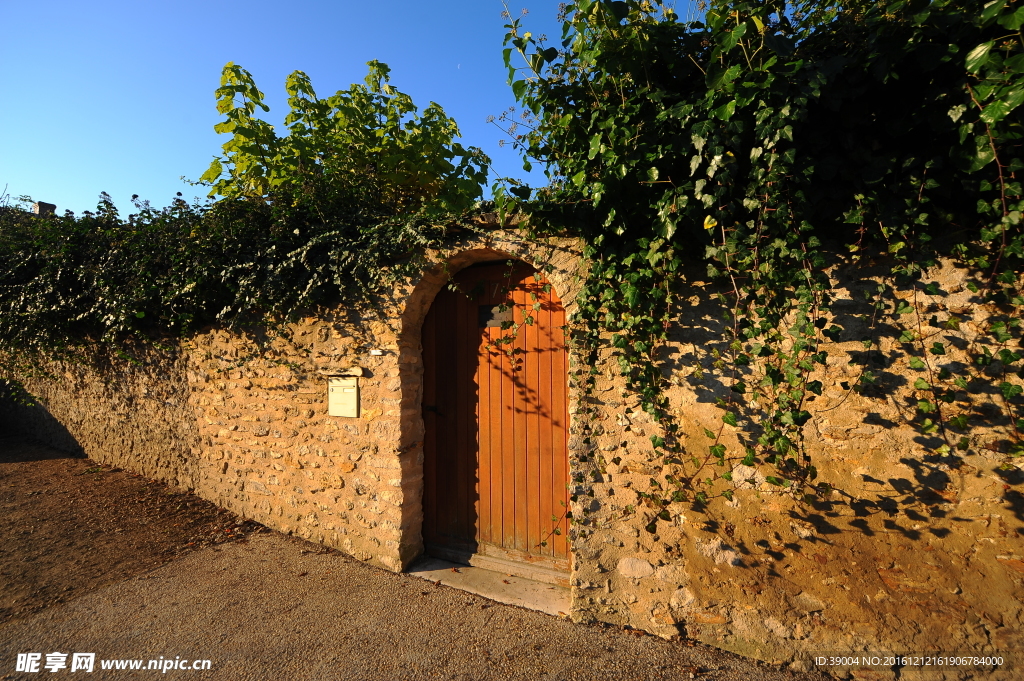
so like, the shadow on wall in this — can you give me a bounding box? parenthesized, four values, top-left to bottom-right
(670, 263, 1024, 540)
(0, 389, 85, 459)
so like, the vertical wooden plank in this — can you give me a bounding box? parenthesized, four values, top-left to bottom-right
(512, 282, 529, 553)
(550, 289, 570, 559)
(422, 293, 438, 546)
(477, 295, 491, 546)
(536, 281, 555, 558)
(454, 275, 475, 546)
(438, 286, 455, 542)
(438, 287, 458, 540)
(524, 278, 542, 554)
(487, 296, 503, 548)
(501, 279, 517, 551)
(487, 279, 505, 548)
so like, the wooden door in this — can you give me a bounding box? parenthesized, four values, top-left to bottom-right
(422, 261, 570, 576)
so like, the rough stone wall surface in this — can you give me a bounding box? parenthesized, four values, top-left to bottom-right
(0, 347, 199, 490)
(2, 230, 1021, 678)
(565, 259, 1023, 679)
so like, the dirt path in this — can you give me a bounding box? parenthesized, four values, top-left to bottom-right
(0, 437, 828, 680)
(0, 437, 261, 626)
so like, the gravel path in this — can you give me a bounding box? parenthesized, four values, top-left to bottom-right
(0, 531, 829, 681)
(0, 436, 831, 680)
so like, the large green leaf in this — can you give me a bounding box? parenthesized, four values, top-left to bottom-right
(966, 41, 994, 73)
(999, 5, 1024, 29)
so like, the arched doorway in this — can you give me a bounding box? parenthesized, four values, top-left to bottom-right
(421, 260, 570, 582)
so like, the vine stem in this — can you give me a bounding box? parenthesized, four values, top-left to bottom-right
(966, 84, 1009, 292)
(911, 284, 949, 444)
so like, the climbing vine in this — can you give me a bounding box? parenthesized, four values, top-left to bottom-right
(0, 62, 488, 381)
(495, 0, 1024, 527)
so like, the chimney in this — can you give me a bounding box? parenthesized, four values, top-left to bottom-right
(32, 201, 56, 217)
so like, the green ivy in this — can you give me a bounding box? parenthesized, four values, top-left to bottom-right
(497, 0, 1024, 521)
(0, 62, 488, 371)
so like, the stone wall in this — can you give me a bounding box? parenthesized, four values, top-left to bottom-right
(1, 227, 583, 576)
(2, 228, 1021, 679)
(565, 258, 1023, 679)
(0, 345, 199, 490)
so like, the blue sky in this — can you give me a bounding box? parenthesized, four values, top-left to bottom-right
(1, 1, 564, 216)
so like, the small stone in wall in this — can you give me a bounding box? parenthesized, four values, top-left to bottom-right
(763, 617, 792, 639)
(670, 587, 695, 610)
(790, 591, 825, 613)
(617, 556, 655, 578)
(694, 538, 742, 566)
(729, 464, 766, 489)
(789, 520, 816, 539)
(246, 481, 270, 495)
(654, 564, 688, 585)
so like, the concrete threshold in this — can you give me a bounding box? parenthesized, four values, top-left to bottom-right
(406, 555, 570, 617)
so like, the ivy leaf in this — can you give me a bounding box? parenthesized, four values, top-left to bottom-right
(909, 357, 926, 369)
(966, 42, 994, 73)
(780, 410, 811, 426)
(1000, 382, 1023, 399)
(981, 99, 1012, 124)
(914, 378, 931, 390)
(930, 342, 946, 355)
(999, 349, 1021, 365)
(971, 138, 997, 171)
(713, 100, 736, 120)
(991, 322, 1013, 342)
(723, 412, 738, 427)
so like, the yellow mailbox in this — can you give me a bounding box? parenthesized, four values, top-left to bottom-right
(327, 368, 364, 417)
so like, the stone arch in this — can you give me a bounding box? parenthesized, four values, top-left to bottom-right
(392, 231, 584, 570)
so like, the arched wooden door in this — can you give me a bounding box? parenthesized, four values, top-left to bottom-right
(421, 260, 570, 580)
